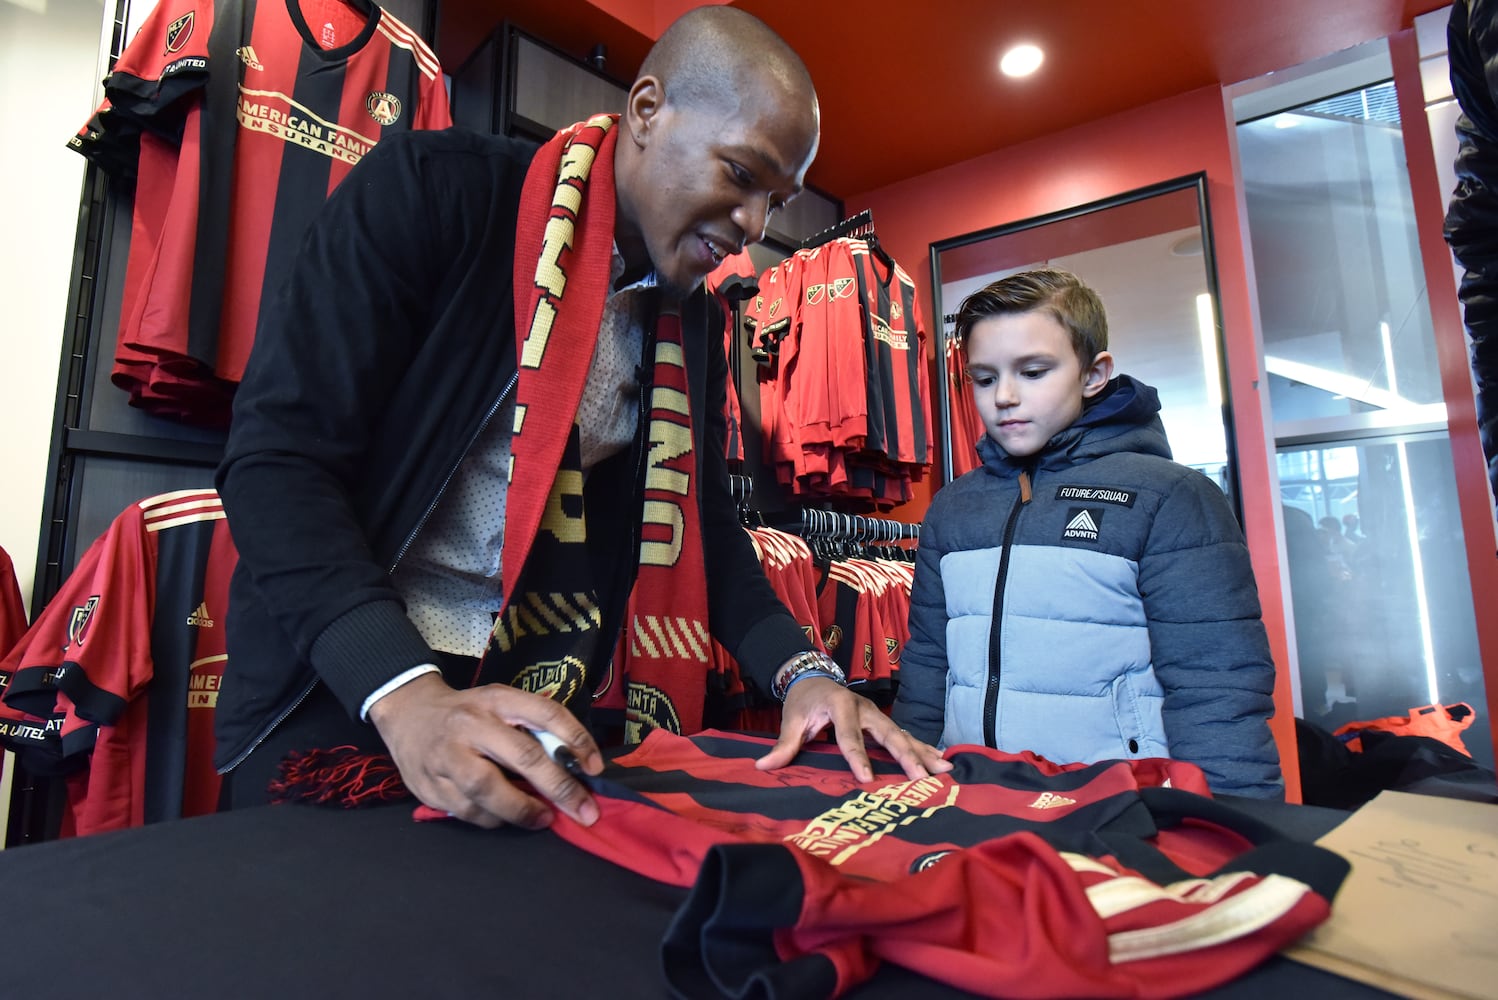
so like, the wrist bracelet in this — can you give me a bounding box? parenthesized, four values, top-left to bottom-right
(771, 650, 847, 701)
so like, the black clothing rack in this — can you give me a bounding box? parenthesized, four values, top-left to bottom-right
(795, 507, 919, 544)
(800, 208, 894, 269)
(800, 208, 874, 248)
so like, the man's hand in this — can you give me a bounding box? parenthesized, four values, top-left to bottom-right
(755, 676, 952, 782)
(368, 672, 603, 829)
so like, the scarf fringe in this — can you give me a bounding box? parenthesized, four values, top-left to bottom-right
(266, 746, 412, 807)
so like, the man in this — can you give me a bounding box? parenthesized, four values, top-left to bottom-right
(216, 6, 948, 828)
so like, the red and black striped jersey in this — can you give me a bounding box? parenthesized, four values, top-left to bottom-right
(70, 0, 451, 425)
(0, 546, 25, 658)
(551, 730, 1348, 1000)
(850, 240, 932, 471)
(706, 250, 759, 463)
(0, 490, 237, 835)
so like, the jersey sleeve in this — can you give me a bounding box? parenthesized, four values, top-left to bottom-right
(68, 0, 216, 178)
(377, 8, 452, 131)
(0, 546, 27, 656)
(11, 504, 157, 729)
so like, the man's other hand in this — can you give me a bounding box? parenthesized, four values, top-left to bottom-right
(755, 676, 952, 782)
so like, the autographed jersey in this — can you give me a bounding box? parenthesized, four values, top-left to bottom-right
(0, 490, 237, 835)
(551, 730, 1348, 1000)
(71, 0, 450, 424)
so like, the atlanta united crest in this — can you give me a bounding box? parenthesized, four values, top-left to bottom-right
(513, 656, 586, 705)
(366, 91, 402, 125)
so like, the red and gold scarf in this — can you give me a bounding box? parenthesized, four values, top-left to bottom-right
(478, 114, 712, 742)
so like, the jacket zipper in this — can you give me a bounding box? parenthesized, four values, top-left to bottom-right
(220, 370, 522, 774)
(982, 467, 1033, 749)
(388, 368, 522, 574)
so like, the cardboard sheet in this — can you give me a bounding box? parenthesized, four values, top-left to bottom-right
(1284, 789, 1498, 1000)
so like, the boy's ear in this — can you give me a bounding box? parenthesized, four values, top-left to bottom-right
(1082, 351, 1114, 397)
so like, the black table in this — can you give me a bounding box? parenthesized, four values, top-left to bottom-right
(0, 794, 1397, 999)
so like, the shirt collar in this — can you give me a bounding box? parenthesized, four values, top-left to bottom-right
(610, 242, 658, 293)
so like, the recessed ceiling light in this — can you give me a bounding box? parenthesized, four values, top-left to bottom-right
(1000, 44, 1044, 78)
(1274, 114, 1302, 129)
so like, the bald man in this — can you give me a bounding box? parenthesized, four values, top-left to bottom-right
(216, 6, 949, 827)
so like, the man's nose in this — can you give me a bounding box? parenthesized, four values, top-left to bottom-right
(732, 194, 770, 246)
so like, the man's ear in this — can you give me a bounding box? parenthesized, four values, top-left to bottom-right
(625, 76, 664, 146)
(1082, 350, 1114, 397)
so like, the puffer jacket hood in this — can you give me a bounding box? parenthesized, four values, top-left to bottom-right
(975, 373, 1172, 475)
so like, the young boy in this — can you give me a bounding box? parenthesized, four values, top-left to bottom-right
(893, 269, 1283, 798)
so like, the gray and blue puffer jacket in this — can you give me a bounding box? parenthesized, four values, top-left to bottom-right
(893, 375, 1283, 798)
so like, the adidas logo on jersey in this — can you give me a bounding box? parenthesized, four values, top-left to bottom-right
(1062, 507, 1101, 543)
(237, 45, 264, 70)
(1028, 792, 1077, 810)
(186, 602, 215, 627)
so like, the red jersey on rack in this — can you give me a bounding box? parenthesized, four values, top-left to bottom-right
(0, 546, 26, 658)
(0, 490, 237, 835)
(70, 0, 451, 425)
(550, 730, 1348, 1000)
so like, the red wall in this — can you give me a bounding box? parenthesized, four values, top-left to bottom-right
(852, 85, 1303, 800)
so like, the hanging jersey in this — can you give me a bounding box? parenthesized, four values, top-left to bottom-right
(851, 242, 932, 470)
(549, 730, 1348, 1000)
(747, 527, 823, 651)
(706, 250, 759, 464)
(69, 0, 451, 425)
(0, 546, 26, 657)
(945, 323, 985, 478)
(0, 489, 238, 834)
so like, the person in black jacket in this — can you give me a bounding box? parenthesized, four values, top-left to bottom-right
(1447, 0, 1498, 506)
(216, 6, 949, 827)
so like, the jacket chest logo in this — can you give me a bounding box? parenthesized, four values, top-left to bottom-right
(1063, 507, 1103, 543)
(1054, 485, 1136, 507)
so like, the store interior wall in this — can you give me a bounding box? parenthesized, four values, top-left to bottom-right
(0, 0, 108, 613)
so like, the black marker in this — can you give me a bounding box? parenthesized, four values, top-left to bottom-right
(531, 728, 586, 779)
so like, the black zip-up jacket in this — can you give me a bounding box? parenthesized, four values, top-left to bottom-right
(1447, 0, 1498, 500)
(214, 128, 812, 771)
